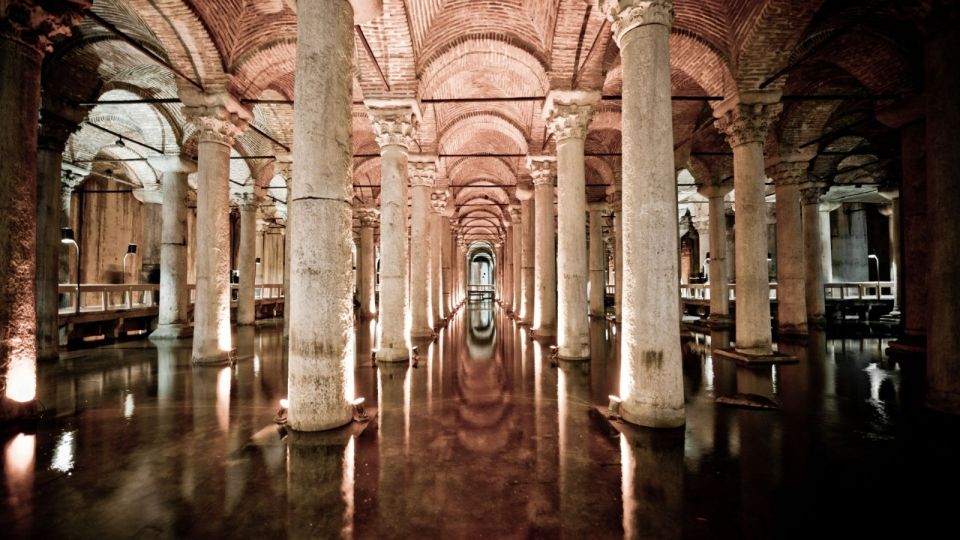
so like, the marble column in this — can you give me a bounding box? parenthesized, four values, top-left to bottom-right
(441, 213, 453, 316)
(36, 109, 80, 359)
(510, 206, 522, 315)
(182, 91, 250, 365)
(1, 0, 88, 421)
(236, 197, 258, 326)
(588, 202, 607, 318)
(356, 207, 379, 319)
(698, 183, 733, 328)
(409, 155, 436, 339)
(517, 181, 535, 325)
(878, 190, 901, 314)
(800, 183, 828, 328)
(818, 202, 838, 283)
(529, 157, 557, 336)
(545, 92, 597, 360)
(611, 187, 623, 321)
(601, 0, 684, 427)
(924, 9, 960, 414)
(286, 0, 358, 431)
(149, 156, 196, 339)
(430, 188, 449, 323)
(714, 91, 782, 356)
(770, 158, 810, 336)
(368, 100, 419, 361)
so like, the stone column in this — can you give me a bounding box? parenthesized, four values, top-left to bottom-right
(601, 0, 684, 427)
(356, 207, 379, 319)
(149, 156, 196, 339)
(367, 100, 420, 361)
(502, 222, 513, 313)
(442, 217, 453, 314)
(924, 8, 960, 414)
(408, 155, 436, 339)
(610, 187, 624, 321)
(510, 206, 522, 315)
(431, 188, 449, 323)
(1, 0, 88, 421)
(800, 183, 828, 328)
(517, 182, 535, 325)
(878, 190, 901, 314)
(713, 91, 782, 356)
(36, 109, 80, 359)
(698, 183, 733, 328)
(236, 196, 258, 325)
(529, 157, 557, 336)
(286, 0, 360, 431)
(588, 202, 607, 318)
(182, 91, 251, 365)
(770, 158, 809, 336)
(545, 92, 597, 360)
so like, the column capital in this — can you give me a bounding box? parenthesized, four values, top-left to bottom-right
(181, 90, 251, 146)
(599, 0, 674, 44)
(356, 206, 380, 227)
(515, 179, 534, 201)
(799, 182, 828, 206)
(713, 91, 783, 148)
(878, 186, 900, 201)
(366, 99, 421, 150)
(543, 90, 600, 142)
(0, 0, 90, 54)
(527, 156, 557, 187)
(38, 105, 84, 152)
(768, 160, 810, 187)
(510, 206, 522, 223)
(232, 191, 260, 211)
(135, 185, 164, 204)
(588, 201, 610, 213)
(408, 155, 437, 187)
(430, 189, 450, 213)
(148, 155, 198, 175)
(696, 182, 733, 199)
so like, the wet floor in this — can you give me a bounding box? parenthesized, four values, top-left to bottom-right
(3, 303, 960, 538)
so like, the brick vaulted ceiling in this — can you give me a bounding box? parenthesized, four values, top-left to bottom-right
(43, 0, 926, 239)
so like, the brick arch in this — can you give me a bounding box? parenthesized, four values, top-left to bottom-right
(439, 112, 529, 155)
(733, 0, 823, 89)
(419, 36, 549, 99)
(584, 156, 614, 187)
(446, 157, 516, 187)
(229, 38, 296, 98)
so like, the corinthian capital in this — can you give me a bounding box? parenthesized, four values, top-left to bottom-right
(408, 155, 437, 188)
(543, 90, 600, 142)
(527, 156, 557, 187)
(769, 160, 809, 187)
(599, 0, 674, 44)
(181, 89, 251, 146)
(431, 189, 450, 213)
(366, 99, 421, 150)
(799, 182, 827, 206)
(356, 207, 380, 227)
(713, 91, 783, 148)
(0, 0, 90, 54)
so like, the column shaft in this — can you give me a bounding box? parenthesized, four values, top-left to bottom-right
(441, 217, 451, 314)
(772, 164, 808, 335)
(357, 214, 377, 319)
(378, 145, 410, 359)
(801, 185, 827, 327)
(409, 158, 436, 339)
(533, 175, 556, 335)
(237, 203, 257, 325)
(706, 191, 731, 324)
(614, 201, 623, 321)
(589, 206, 605, 317)
(431, 212, 443, 322)
(818, 208, 833, 283)
(286, 0, 354, 430)
(151, 165, 192, 338)
(520, 198, 535, 324)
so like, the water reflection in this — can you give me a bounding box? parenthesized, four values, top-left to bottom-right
(620, 428, 683, 540)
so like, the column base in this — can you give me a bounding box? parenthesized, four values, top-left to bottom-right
(619, 401, 685, 429)
(926, 388, 960, 416)
(410, 330, 435, 341)
(0, 398, 40, 425)
(375, 346, 410, 363)
(707, 314, 733, 330)
(150, 323, 193, 340)
(558, 350, 590, 361)
(807, 315, 827, 330)
(887, 333, 927, 359)
(714, 348, 798, 366)
(777, 323, 809, 338)
(532, 325, 555, 337)
(192, 349, 234, 366)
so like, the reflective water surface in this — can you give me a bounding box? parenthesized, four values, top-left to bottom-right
(3, 305, 959, 538)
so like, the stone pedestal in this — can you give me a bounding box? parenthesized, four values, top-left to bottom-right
(409, 156, 436, 339)
(714, 91, 783, 356)
(698, 183, 732, 328)
(800, 183, 828, 328)
(529, 157, 557, 336)
(236, 198, 258, 325)
(602, 0, 684, 427)
(149, 156, 196, 340)
(356, 207, 379, 319)
(770, 158, 809, 336)
(588, 202, 607, 318)
(368, 100, 420, 361)
(182, 91, 251, 365)
(544, 92, 597, 359)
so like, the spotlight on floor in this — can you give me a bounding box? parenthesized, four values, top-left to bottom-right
(607, 395, 622, 420)
(275, 398, 289, 425)
(352, 397, 368, 422)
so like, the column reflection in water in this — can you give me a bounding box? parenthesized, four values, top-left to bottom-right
(458, 302, 511, 454)
(285, 432, 356, 539)
(377, 363, 409, 536)
(531, 334, 559, 527)
(733, 360, 780, 539)
(4, 433, 35, 536)
(620, 428, 684, 540)
(558, 360, 591, 537)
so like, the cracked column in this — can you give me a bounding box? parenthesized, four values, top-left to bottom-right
(770, 157, 810, 336)
(698, 182, 733, 328)
(182, 90, 251, 365)
(545, 92, 597, 359)
(286, 0, 359, 431)
(36, 107, 81, 359)
(529, 156, 557, 336)
(517, 181, 535, 325)
(236, 195, 258, 326)
(409, 155, 436, 339)
(356, 207, 379, 319)
(713, 91, 782, 358)
(431, 187, 449, 324)
(800, 182, 828, 327)
(367, 99, 420, 361)
(149, 156, 196, 339)
(589, 201, 608, 318)
(602, 0, 683, 427)
(1, 0, 89, 421)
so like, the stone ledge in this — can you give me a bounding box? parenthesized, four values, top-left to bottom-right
(714, 348, 798, 366)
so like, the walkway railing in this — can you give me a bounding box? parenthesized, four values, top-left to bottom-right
(677, 281, 895, 303)
(679, 283, 777, 301)
(59, 283, 284, 315)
